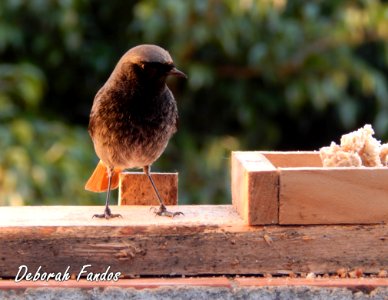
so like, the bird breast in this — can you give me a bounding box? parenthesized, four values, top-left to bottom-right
(90, 87, 178, 169)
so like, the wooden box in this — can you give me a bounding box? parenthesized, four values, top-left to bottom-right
(232, 151, 388, 225)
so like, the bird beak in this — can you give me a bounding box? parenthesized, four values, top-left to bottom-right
(168, 67, 187, 79)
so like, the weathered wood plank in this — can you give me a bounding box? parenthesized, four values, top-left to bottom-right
(231, 152, 278, 225)
(0, 205, 239, 228)
(119, 172, 178, 205)
(0, 206, 386, 278)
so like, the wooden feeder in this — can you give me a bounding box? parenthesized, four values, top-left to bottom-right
(232, 151, 388, 225)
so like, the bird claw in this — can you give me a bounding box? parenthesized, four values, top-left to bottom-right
(157, 210, 184, 218)
(93, 213, 122, 219)
(150, 206, 184, 218)
(93, 208, 122, 219)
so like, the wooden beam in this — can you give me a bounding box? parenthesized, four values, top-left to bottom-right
(119, 172, 178, 206)
(0, 206, 386, 278)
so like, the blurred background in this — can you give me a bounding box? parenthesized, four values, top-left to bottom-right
(1, 0, 388, 206)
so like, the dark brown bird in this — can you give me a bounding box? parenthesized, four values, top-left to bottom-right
(85, 44, 186, 219)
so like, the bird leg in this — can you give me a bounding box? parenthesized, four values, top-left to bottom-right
(93, 167, 122, 219)
(144, 165, 183, 218)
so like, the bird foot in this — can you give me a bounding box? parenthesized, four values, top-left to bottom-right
(151, 205, 184, 218)
(93, 207, 122, 219)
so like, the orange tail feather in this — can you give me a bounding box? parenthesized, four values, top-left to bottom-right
(85, 160, 122, 192)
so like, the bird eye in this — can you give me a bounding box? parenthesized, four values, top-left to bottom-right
(137, 62, 174, 78)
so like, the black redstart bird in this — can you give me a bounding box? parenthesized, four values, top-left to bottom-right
(85, 44, 186, 219)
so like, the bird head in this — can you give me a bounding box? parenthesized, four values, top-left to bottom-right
(119, 44, 187, 82)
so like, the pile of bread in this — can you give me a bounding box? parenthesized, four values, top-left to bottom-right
(320, 124, 388, 167)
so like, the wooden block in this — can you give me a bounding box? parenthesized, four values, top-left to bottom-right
(231, 151, 278, 225)
(119, 172, 178, 206)
(279, 167, 388, 224)
(0, 206, 386, 277)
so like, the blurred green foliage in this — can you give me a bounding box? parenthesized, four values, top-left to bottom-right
(1, 0, 388, 205)
(0, 63, 97, 205)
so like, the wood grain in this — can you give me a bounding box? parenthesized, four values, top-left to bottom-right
(279, 168, 388, 224)
(261, 151, 322, 168)
(233, 151, 388, 225)
(119, 172, 178, 205)
(0, 206, 386, 277)
(231, 152, 278, 225)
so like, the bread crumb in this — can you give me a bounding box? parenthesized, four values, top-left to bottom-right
(360, 133, 382, 167)
(320, 124, 386, 167)
(377, 269, 387, 278)
(306, 272, 316, 279)
(340, 125, 371, 153)
(348, 268, 363, 278)
(336, 267, 348, 278)
(380, 144, 388, 166)
(320, 142, 362, 167)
